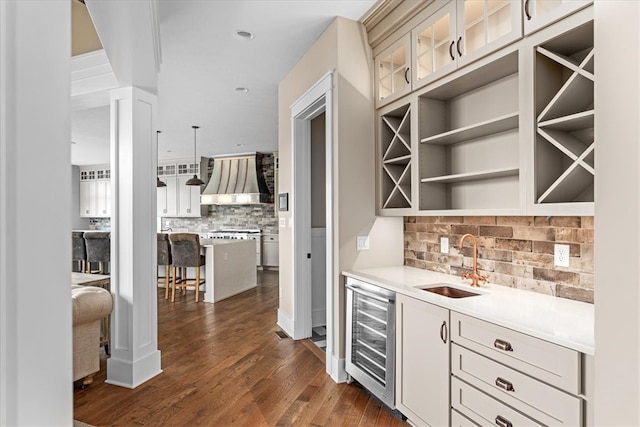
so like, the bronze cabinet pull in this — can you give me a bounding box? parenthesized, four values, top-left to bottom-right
(440, 321, 448, 343)
(495, 415, 513, 427)
(449, 41, 455, 60)
(494, 338, 513, 351)
(495, 377, 515, 391)
(524, 0, 532, 20)
(456, 36, 463, 57)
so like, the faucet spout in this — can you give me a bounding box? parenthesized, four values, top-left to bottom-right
(458, 233, 488, 287)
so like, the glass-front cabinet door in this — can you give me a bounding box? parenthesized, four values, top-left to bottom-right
(523, 0, 592, 35)
(375, 33, 411, 108)
(457, 0, 522, 68)
(412, 1, 457, 90)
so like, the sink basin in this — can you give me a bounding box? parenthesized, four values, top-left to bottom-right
(419, 285, 480, 298)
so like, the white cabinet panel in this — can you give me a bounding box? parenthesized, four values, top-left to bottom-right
(157, 176, 177, 217)
(396, 294, 449, 427)
(79, 180, 96, 217)
(177, 175, 201, 216)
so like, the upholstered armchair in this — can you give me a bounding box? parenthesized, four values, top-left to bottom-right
(72, 285, 113, 385)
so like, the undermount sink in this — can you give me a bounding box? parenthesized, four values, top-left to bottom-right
(419, 284, 480, 298)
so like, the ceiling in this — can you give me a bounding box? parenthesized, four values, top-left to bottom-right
(70, 0, 378, 165)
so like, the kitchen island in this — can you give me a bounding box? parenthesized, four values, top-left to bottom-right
(200, 238, 257, 303)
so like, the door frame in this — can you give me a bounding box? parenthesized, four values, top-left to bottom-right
(290, 71, 338, 379)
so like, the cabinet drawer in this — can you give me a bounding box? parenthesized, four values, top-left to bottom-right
(452, 376, 543, 427)
(451, 407, 480, 427)
(452, 345, 582, 426)
(451, 312, 580, 393)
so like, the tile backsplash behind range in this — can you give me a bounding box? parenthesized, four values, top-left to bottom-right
(404, 216, 594, 303)
(163, 204, 278, 234)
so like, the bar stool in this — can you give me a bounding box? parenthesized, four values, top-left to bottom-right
(157, 233, 172, 299)
(168, 233, 205, 302)
(84, 231, 111, 274)
(72, 231, 87, 273)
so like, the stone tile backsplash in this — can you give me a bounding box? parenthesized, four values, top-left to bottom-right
(162, 204, 278, 234)
(404, 216, 594, 303)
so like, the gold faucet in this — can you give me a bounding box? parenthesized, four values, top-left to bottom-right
(458, 233, 488, 287)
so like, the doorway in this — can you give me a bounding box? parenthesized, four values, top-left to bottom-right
(291, 72, 337, 379)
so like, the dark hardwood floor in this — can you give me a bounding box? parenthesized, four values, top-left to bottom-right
(74, 270, 407, 426)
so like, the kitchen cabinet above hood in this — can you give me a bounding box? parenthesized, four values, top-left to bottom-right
(200, 153, 273, 205)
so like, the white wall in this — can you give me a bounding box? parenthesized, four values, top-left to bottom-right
(278, 17, 404, 358)
(594, 2, 640, 425)
(0, 1, 73, 424)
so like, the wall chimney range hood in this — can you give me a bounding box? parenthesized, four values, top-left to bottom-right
(200, 153, 272, 205)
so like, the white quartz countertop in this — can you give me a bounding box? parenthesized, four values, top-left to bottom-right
(342, 266, 595, 355)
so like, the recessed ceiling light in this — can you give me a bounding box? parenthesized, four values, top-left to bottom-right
(234, 87, 249, 94)
(234, 30, 254, 41)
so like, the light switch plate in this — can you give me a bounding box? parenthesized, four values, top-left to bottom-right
(279, 217, 286, 228)
(554, 244, 570, 267)
(440, 237, 449, 254)
(357, 236, 370, 251)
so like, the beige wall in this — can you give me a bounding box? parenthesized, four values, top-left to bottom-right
(278, 17, 404, 357)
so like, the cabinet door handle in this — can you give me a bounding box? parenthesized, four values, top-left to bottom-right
(495, 415, 513, 427)
(440, 321, 448, 343)
(456, 36, 463, 57)
(449, 41, 455, 60)
(494, 339, 513, 351)
(495, 377, 515, 391)
(404, 67, 410, 84)
(524, 0, 532, 20)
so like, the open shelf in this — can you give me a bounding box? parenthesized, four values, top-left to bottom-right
(380, 102, 412, 210)
(420, 112, 518, 145)
(534, 19, 594, 206)
(420, 167, 518, 184)
(417, 49, 520, 212)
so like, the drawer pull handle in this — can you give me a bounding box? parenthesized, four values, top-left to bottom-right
(495, 415, 513, 427)
(494, 339, 513, 351)
(495, 377, 514, 392)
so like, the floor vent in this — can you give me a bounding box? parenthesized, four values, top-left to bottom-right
(275, 330, 289, 339)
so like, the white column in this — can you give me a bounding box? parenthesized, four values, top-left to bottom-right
(106, 86, 162, 388)
(0, 1, 72, 425)
(594, 2, 640, 425)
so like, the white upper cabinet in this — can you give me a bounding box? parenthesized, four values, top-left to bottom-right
(411, 2, 457, 90)
(411, 0, 523, 92)
(157, 160, 204, 218)
(375, 34, 412, 107)
(79, 165, 111, 218)
(523, 0, 592, 35)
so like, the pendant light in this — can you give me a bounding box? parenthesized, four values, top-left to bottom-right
(156, 130, 167, 188)
(185, 125, 205, 186)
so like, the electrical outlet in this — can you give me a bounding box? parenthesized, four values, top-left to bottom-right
(440, 237, 449, 254)
(554, 244, 570, 267)
(357, 236, 370, 251)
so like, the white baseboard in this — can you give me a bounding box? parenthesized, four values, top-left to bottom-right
(328, 353, 347, 383)
(106, 350, 162, 389)
(277, 308, 294, 338)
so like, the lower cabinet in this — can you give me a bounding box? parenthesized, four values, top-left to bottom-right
(393, 299, 588, 427)
(450, 312, 584, 426)
(395, 294, 450, 427)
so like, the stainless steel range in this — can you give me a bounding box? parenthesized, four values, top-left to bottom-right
(205, 229, 262, 267)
